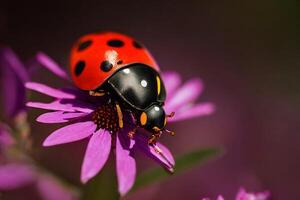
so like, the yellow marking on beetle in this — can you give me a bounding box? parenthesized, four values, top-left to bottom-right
(140, 112, 147, 126)
(89, 91, 105, 96)
(156, 76, 161, 95)
(152, 126, 161, 132)
(164, 116, 167, 126)
(116, 103, 123, 128)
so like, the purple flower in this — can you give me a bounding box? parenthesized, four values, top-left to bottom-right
(0, 163, 78, 200)
(0, 124, 15, 149)
(0, 125, 77, 199)
(235, 188, 270, 200)
(25, 52, 214, 196)
(202, 188, 270, 200)
(0, 163, 36, 190)
(0, 124, 15, 162)
(0, 48, 29, 117)
(0, 49, 77, 199)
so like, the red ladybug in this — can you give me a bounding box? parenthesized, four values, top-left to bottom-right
(69, 32, 174, 144)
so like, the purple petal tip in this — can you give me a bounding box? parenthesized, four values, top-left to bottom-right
(35, 52, 69, 80)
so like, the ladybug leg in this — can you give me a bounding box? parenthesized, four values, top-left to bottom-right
(167, 112, 175, 118)
(89, 90, 106, 97)
(150, 143, 174, 173)
(128, 127, 137, 139)
(127, 112, 139, 138)
(115, 102, 124, 128)
(148, 132, 162, 145)
(164, 129, 176, 136)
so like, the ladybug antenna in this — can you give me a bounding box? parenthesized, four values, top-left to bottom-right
(167, 112, 175, 118)
(164, 128, 175, 136)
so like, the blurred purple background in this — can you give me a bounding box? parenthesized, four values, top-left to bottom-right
(1, 0, 299, 199)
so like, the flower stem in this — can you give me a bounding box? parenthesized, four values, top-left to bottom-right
(81, 157, 119, 200)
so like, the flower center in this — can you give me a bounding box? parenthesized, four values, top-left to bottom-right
(92, 104, 120, 133)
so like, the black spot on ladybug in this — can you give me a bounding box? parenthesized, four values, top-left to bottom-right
(74, 61, 86, 76)
(117, 60, 123, 65)
(133, 41, 143, 49)
(78, 40, 92, 51)
(100, 60, 113, 72)
(107, 40, 124, 47)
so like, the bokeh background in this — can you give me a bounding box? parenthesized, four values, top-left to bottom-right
(1, 0, 299, 199)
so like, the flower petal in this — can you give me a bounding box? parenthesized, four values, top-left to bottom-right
(217, 196, 225, 200)
(161, 71, 181, 100)
(0, 48, 27, 117)
(116, 131, 136, 196)
(202, 195, 224, 200)
(236, 188, 270, 200)
(37, 111, 88, 124)
(0, 164, 35, 190)
(27, 101, 74, 112)
(1, 68, 26, 117)
(43, 121, 95, 146)
(169, 102, 215, 122)
(0, 48, 29, 82)
(27, 100, 94, 113)
(26, 82, 75, 99)
(165, 78, 203, 113)
(36, 174, 77, 200)
(134, 133, 175, 172)
(81, 129, 111, 183)
(36, 52, 69, 80)
(150, 142, 175, 171)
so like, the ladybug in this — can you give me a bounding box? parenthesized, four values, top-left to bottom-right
(70, 32, 174, 144)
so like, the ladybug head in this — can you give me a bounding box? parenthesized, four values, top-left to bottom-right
(139, 104, 175, 136)
(140, 104, 166, 131)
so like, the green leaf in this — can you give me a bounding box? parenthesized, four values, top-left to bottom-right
(131, 148, 221, 193)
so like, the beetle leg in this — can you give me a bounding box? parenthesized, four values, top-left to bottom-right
(89, 90, 106, 96)
(128, 127, 137, 138)
(165, 129, 175, 136)
(115, 102, 124, 128)
(148, 132, 162, 145)
(167, 112, 175, 118)
(151, 144, 174, 173)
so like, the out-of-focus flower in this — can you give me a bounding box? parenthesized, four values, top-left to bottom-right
(0, 48, 29, 118)
(235, 188, 270, 200)
(162, 71, 215, 122)
(0, 163, 78, 200)
(0, 124, 15, 149)
(0, 125, 78, 199)
(0, 49, 78, 199)
(25, 52, 214, 196)
(202, 187, 270, 200)
(0, 124, 14, 162)
(0, 163, 36, 190)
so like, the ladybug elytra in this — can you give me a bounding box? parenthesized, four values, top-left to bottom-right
(69, 32, 174, 144)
